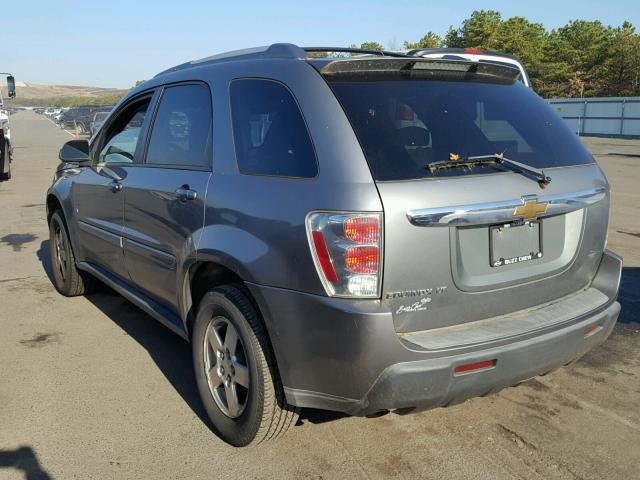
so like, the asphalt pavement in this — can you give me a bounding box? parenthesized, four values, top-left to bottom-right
(0, 110, 638, 479)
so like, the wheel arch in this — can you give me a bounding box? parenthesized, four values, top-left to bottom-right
(46, 188, 83, 266)
(183, 255, 259, 338)
(184, 259, 296, 423)
(182, 254, 294, 394)
(46, 192, 63, 222)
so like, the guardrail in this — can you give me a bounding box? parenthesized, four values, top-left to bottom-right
(548, 97, 640, 138)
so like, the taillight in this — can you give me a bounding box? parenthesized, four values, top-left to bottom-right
(306, 212, 383, 298)
(346, 246, 379, 274)
(311, 231, 338, 282)
(344, 216, 379, 243)
(463, 48, 484, 54)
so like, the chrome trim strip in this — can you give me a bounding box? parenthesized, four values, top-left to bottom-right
(407, 187, 607, 227)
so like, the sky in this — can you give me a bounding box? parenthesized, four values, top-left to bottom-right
(3, 0, 639, 88)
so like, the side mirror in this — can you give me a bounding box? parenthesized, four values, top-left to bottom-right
(59, 139, 90, 163)
(6, 76, 15, 99)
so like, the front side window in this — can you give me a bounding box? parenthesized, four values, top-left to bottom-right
(145, 84, 212, 168)
(230, 79, 317, 178)
(98, 101, 149, 164)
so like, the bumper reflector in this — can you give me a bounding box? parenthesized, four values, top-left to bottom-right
(585, 324, 603, 338)
(453, 359, 496, 376)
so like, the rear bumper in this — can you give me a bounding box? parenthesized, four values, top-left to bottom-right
(343, 300, 619, 415)
(247, 250, 622, 416)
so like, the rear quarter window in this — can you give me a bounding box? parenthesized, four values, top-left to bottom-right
(230, 79, 317, 178)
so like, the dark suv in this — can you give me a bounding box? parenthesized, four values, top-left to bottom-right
(47, 44, 622, 446)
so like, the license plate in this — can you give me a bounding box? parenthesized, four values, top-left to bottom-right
(490, 221, 542, 267)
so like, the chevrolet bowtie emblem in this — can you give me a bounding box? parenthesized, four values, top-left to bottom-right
(449, 153, 460, 161)
(513, 196, 549, 220)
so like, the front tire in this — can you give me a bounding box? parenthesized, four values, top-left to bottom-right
(192, 285, 299, 446)
(48, 210, 96, 296)
(1, 160, 9, 180)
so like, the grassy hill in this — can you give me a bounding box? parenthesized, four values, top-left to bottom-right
(1, 82, 129, 107)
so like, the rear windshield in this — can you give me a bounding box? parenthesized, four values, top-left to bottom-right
(329, 80, 594, 181)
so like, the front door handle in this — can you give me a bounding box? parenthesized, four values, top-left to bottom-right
(175, 186, 197, 201)
(110, 181, 123, 193)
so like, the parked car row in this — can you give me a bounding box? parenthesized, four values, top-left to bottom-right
(34, 105, 114, 136)
(1, 107, 23, 115)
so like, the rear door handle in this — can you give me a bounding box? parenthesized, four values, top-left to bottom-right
(175, 186, 197, 201)
(110, 181, 123, 193)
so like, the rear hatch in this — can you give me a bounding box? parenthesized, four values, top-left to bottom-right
(319, 58, 610, 333)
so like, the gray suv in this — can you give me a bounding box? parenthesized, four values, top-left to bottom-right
(46, 44, 622, 446)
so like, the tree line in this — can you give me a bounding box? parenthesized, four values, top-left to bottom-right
(358, 10, 640, 98)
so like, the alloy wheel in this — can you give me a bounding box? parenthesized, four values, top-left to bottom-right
(203, 316, 250, 418)
(54, 223, 67, 282)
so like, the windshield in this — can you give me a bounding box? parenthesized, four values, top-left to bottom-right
(329, 80, 594, 181)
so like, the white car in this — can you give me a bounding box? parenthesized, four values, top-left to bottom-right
(0, 110, 10, 140)
(0, 90, 9, 139)
(407, 48, 532, 88)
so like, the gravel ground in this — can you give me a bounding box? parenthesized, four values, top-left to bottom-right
(0, 111, 638, 479)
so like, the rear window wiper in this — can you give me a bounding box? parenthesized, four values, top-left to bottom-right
(427, 152, 552, 188)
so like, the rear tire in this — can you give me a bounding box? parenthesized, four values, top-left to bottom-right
(192, 285, 299, 446)
(48, 210, 96, 296)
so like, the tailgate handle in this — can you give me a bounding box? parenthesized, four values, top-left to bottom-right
(406, 187, 606, 227)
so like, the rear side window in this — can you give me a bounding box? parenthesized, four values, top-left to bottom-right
(230, 79, 317, 178)
(329, 80, 594, 181)
(146, 84, 212, 168)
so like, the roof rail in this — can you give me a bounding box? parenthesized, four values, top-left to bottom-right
(155, 43, 307, 77)
(193, 43, 307, 64)
(303, 47, 409, 58)
(155, 43, 409, 78)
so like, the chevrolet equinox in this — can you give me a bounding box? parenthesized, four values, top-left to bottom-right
(47, 44, 622, 446)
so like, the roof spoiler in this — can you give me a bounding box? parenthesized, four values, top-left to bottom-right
(154, 43, 522, 81)
(406, 47, 523, 62)
(317, 58, 522, 84)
